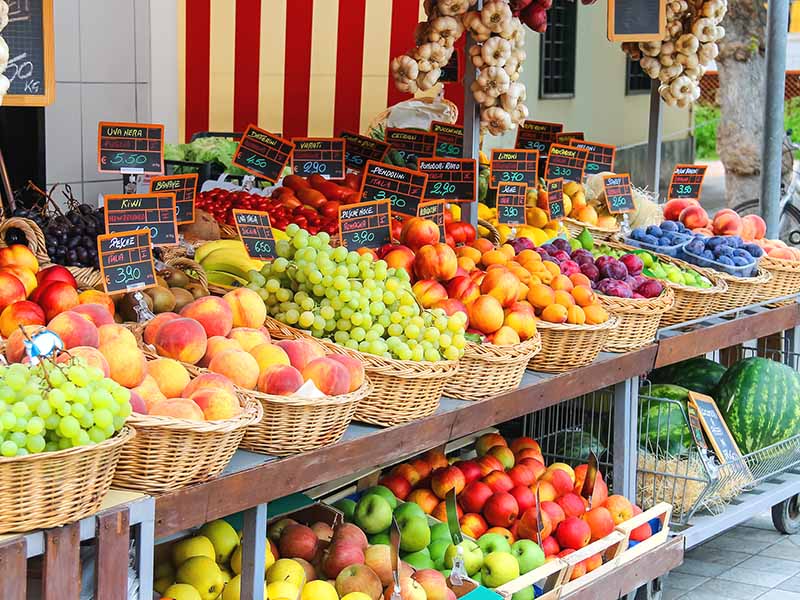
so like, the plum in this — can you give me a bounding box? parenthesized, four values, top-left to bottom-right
(685, 239, 705, 255)
(552, 250, 571, 263)
(540, 244, 558, 255)
(552, 238, 572, 253)
(633, 293, 646, 299)
(732, 255, 751, 267)
(641, 234, 660, 246)
(535, 247, 550, 259)
(510, 237, 535, 254)
(599, 258, 629, 281)
(620, 253, 643, 276)
(646, 225, 663, 237)
(542, 255, 559, 264)
(560, 260, 581, 276)
(743, 243, 764, 258)
(598, 279, 633, 298)
(595, 255, 614, 270)
(571, 249, 595, 265)
(580, 262, 600, 281)
(717, 255, 734, 266)
(630, 274, 650, 290)
(637, 279, 664, 298)
(660, 221, 679, 232)
(624, 275, 639, 289)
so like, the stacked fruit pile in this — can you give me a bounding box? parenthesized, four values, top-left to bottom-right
(555, 181, 618, 230)
(595, 243, 714, 289)
(113, 264, 211, 321)
(476, 201, 566, 248)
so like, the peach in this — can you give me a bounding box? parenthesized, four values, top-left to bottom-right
(327, 354, 365, 392)
(662, 198, 698, 221)
(541, 304, 568, 324)
(180, 296, 234, 338)
(445, 276, 480, 305)
(209, 349, 260, 389)
(78, 290, 115, 315)
(36, 265, 76, 289)
(200, 335, 243, 367)
(189, 387, 242, 420)
(0, 301, 45, 337)
(149, 397, 205, 421)
(227, 327, 271, 352)
(489, 325, 520, 346)
(36, 281, 79, 321)
(384, 245, 416, 274)
(47, 311, 99, 349)
(0, 271, 27, 312)
(56, 346, 110, 378)
(100, 340, 147, 388)
(527, 283, 556, 310)
(275, 339, 325, 371)
(0, 244, 38, 273)
(131, 375, 167, 412)
(154, 317, 208, 365)
(147, 358, 191, 398)
(742, 214, 766, 240)
(583, 304, 609, 325)
(458, 256, 476, 272)
(182, 372, 237, 398)
(432, 298, 469, 323)
(480, 267, 520, 308)
(302, 357, 351, 396)
(70, 304, 115, 327)
(223, 287, 267, 329)
(142, 312, 180, 346)
(412, 280, 448, 308)
(503, 302, 536, 340)
(678, 205, 709, 230)
(257, 364, 304, 395)
(5, 325, 45, 363)
(769, 247, 797, 260)
(0, 266, 36, 297)
(468, 295, 504, 334)
(401, 217, 440, 252)
(480, 249, 508, 267)
(711, 208, 743, 236)
(414, 243, 458, 282)
(250, 342, 291, 373)
(98, 323, 137, 348)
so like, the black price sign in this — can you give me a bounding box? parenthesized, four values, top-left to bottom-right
(602, 173, 636, 214)
(233, 124, 295, 183)
(688, 392, 745, 465)
(438, 48, 463, 83)
(291, 137, 346, 179)
(233, 210, 277, 260)
(668, 164, 707, 201)
(340, 130, 390, 172)
(339, 201, 392, 250)
(97, 230, 157, 294)
(385, 128, 438, 164)
(359, 161, 428, 221)
(431, 122, 464, 158)
(98, 122, 164, 174)
(489, 149, 539, 189)
(150, 173, 198, 225)
(570, 140, 616, 176)
(545, 179, 565, 220)
(104, 193, 178, 246)
(544, 144, 589, 183)
(497, 184, 528, 226)
(418, 158, 476, 203)
(557, 132, 584, 144)
(417, 200, 447, 240)
(516, 120, 563, 174)
(608, 0, 666, 42)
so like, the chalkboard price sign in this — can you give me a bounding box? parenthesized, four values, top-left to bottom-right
(417, 201, 447, 241)
(544, 144, 589, 183)
(385, 128, 438, 164)
(570, 140, 616, 176)
(557, 132, 584, 145)
(489, 149, 539, 189)
(545, 179, 565, 221)
(233, 210, 277, 260)
(431, 122, 465, 158)
(2, 0, 56, 106)
(340, 131, 390, 172)
(608, 0, 666, 42)
(418, 158, 476, 203)
(668, 164, 707, 201)
(104, 193, 178, 247)
(602, 173, 636, 214)
(97, 230, 157, 294)
(515, 121, 563, 175)
(98, 122, 165, 174)
(291, 138, 346, 179)
(150, 173, 198, 225)
(358, 161, 428, 221)
(339, 200, 392, 250)
(497, 184, 528, 227)
(439, 48, 463, 83)
(688, 392, 745, 465)
(233, 124, 295, 183)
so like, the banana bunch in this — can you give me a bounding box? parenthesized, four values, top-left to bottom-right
(195, 240, 264, 290)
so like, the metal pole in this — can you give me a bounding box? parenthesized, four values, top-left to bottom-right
(461, 0, 482, 229)
(613, 377, 639, 500)
(646, 81, 663, 197)
(241, 503, 268, 600)
(761, 0, 790, 238)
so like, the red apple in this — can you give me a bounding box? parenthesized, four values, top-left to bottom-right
(510, 437, 541, 455)
(475, 433, 508, 457)
(278, 524, 319, 562)
(483, 492, 519, 528)
(487, 445, 515, 469)
(584, 506, 615, 542)
(518, 506, 552, 540)
(540, 501, 566, 529)
(540, 468, 574, 497)
(432, 500, 462, 523)
(482, 470, 514, 494)
(322, 541, 365, 579)
(453, 460, 482, 484)
(604, 495, 634, 525)
(393, 463, 422, 486)
(517, 458, 546, 480)
(459, 513, 488, 539)
(507, 464, 536, 487)
(556, 517, 591, 550)
(379, 474, 412, 500)
(556, 493, 586, 519)
(431, 466, 466, 500)
(460, 480, 494, 514)
(476, 454, 505, 476)
(541, 536, 560, 557)
(509, 485, 535, 513)
(407, 489, 440, 515)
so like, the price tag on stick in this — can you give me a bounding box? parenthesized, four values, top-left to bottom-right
(545, 179, 565, 220)
(359, 161, 428, 221)
(431, 122, 465, 158)
(445, 489, 467, 585)
(104, 193, 178, 246)
(339, 201, 392, 250)
(390, 518, 402, 600)
(668, 164, 707, 200)
(602, 173, 636, 214)
(581, 451, 600, 510)
(535, 487, 544, 547)
(98, 122, 164, 174)
(340, 131, 390, 172)
(150, 173, 198, 225)
(233, 210, 277, 260)
(291, 138, 346, 179)
(418, 200, 447, 240)
(544, 144, 589, 183)
(558, 131, 584, 144)
(489, 149, 539, 189)
(385, 128, 438, 164)
(418, 158, 477, 203)
(233, 124, 295, 183)
(571, 140, 616, 176)
(497, 183, 528, 226)
(97, 230, 157, 294)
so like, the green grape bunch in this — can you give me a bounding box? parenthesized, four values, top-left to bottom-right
(245, 225, 467, 362)
(0, 358, 131, 458)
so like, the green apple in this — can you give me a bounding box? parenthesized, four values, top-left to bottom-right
(354, 494, 393, 534)
(397, 514, 431, 553)
(472, 570, 482, 584)
(477, 532, 512, 556)
(428, 538, 450, 567)
(363, 485, 398, 510)
(512, 587, 535, 600)
(444, 540, 483, 576)
(403, 548, 435, 570)
(369, 531, 391, 545)
(393, 501, 426, 521)
(511, 539, 545, 575)
(441, 569, 452, 579)
(481, 551, 520, 588)
(430, 522, 450, 542)
(333, 498, 357, 522)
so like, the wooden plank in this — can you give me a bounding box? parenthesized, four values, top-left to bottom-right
(96, 507, 130, 599)
(0, 537, 27, 600)
(43, 523, 80, 600)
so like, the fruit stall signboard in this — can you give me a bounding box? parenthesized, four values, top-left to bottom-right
(340, 131, 390, 172)
(97, 122, 164, 174)
(104, 193, 178, 247)
(233, 124, 295, 183)
(290, 138, 346, 180)
(570, 140, 616, 176)
(385, 128, 438, 164)
(97, 229, 157, 294)
(497, 183, 528, 227)
(602, 173, 636, 214)
(359, 161, 428, 221)
(418, 200, 447, 240)
(515, 120, 563, 173)
(668, 164, 707, 201)
(431, 122, 464, 158)
(688, 392, 745, 465)
(418, 158, 477, 203)
(545, 178, 565, 220)
(544, 144, 589, 183)
(338, 200, 392, 250)
(489, 149, 539, 189)
(150, 173, 198, 225)
(233, 210, 277, 260)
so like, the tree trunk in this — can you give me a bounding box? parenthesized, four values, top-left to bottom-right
(715, 0, 767, 205)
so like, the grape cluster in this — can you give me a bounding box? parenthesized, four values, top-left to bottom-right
(247, 225, 467, 362)
(43, 205, 105, 268)
(0, 359, 131, 458)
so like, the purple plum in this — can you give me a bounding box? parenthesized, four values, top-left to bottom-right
(580, 262, 600, 282)
(560, 260, 581, 276)
(542, 255, 559, 264)
(630, 275, 649, 290)
(509, 237, 535, 254)
(599, 279, 634, 299)
(633, 292, 646, 299)
(619, 254, 643, 276)
(535, 247, 549, 259)
(552, 250, 571, 264)
(624, 276, 639, 290)
(595, 255, 615, 271)
(570, 249, 595, 265)
(599, 258, 629, 281)
(540, 244, 558, 255)
(636, 279, 665, 299)
(551, 238, 571, 253)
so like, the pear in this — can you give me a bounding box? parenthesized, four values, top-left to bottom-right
(162, 583, 202, 600)
(176, 556, 225, 600)
(172, 535, 215, 566)
(199, 519, 239, 565)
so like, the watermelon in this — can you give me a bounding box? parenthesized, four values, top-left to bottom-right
(715, 357, 800, 454)
(638, 384, 691, 456)
(553, 431, 607, 464)
(649, 357, 727, 395)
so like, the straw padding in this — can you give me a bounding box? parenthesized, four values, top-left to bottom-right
(755, 255, 800, 306)
(529, 317, 618, 373)
(0, 426, 135, 533)
(0, 217, 49, 263)
(563, 217, 619, 242)
(445, 334, 541, 401)
(710, 267, 772, 313)
(599, 287, 674, 352)
(240, 379, 373, 456)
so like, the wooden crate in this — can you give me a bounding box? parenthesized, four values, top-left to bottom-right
(495, 557, 569, 600)
(614, 502, 672, 562)
(557, 530, 629, 596)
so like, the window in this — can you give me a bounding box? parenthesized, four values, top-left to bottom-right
(539, 0, 578, 98)
(626, 57, 652, 95)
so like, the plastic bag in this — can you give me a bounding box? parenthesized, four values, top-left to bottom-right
(386, 97, 456, 131)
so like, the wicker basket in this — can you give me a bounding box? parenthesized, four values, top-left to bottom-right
(710, 267, 772, 313)
(0, 217, 50, 264)
(754, 255, 800, 306)
(240, 379, 373, 456)
(599, 287, 674, 352)
(444, 334, 541, 401)
(478, 219, 500, 246)
(0, 426, 135, 533)
(529, 317, 618, 373)
(563, 217, 620, 242)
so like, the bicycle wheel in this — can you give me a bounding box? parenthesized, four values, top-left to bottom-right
(731, 199, 800, 247)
